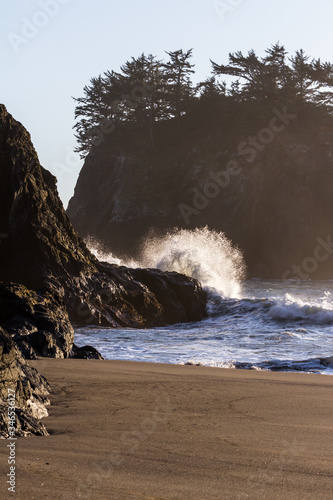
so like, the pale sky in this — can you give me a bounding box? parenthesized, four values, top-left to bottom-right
(2, 0, 333, 206)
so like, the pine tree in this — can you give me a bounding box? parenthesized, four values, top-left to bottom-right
(73, 45, 333, 157)
(310, 58, 333, 108)
(288, 49, 314, 103)
(143, 54, 166, 146)
(101, 70, 126, 122)
(211, 49, 265, 100)
(211, 44, 333, 108)
(73, 75, 113, 157)
(119, 53, 165, 145)
(73, 55, 166, 154)
(197, 77, 226, 100)
(163, 49, 195, 120)
(262, 43, 292, 102)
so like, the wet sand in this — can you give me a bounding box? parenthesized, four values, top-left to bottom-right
(1, 359, 333, 499)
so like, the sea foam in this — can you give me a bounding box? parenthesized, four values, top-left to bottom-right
(88, 227, 246, 299)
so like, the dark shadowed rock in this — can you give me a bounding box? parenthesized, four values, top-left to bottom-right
(67, 117, 333, 279)
(0, 104, 207, 348)
(71, 344, 104, 359)
(131, 267, 206, 324)
(0, 327, 49, 437)
(0, 283, 74, 359)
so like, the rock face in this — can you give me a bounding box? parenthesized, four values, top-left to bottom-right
(71, 344, 104, 359)
(67, 123, 333, 279)
(0, 104, 207, 344)
(0, 283, 74, 359)
(0, 104, 207, 435)
(0, 327, 49, 437)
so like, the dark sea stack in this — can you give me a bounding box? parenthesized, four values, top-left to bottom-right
(67, 117, 333, 279)
(0, 327, 49, 437)
(0, 104, 207, 335)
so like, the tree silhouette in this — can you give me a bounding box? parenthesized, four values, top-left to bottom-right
(211, 43, 333, 107)
(73, 45, 333, 157)
(162, 49, 195, 120)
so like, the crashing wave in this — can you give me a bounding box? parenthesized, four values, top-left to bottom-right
(209, 293, 333, 325)
(88, 227, 246, 299)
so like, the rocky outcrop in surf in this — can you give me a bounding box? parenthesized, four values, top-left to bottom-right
(67, 108, 333, 279)
(0, 104, 206, 435)
(0, 104, 207, 357)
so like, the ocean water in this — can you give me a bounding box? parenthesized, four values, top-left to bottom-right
(75, 229, 333, 375)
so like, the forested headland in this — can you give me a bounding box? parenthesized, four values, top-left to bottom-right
(73, 44, 333, 157)
(68, 44, 333, 279)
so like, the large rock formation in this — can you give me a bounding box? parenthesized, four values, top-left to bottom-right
(0, 327, 49, 437)
(67, 115, 333, 279)
(0, 283, 74, 359)
(0, 104, 207, 348)
(0, 104, 207, 435)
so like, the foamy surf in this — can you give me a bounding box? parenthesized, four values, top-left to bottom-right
(209, 294, 333, 325)
(80, 234, 333, 375)
(88, 227, 246, 298)
(87, 230, 333, 326)
(267, 294, 333, 324)
(183, 356, 333, 374)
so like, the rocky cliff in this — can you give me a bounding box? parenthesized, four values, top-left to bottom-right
(0, 283, 74, 359)
(0, 105, 207, 435)
(67, 111, 333, 279)
(0, 103, 207, 358)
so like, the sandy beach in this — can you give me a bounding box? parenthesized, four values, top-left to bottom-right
(1, 359, 333, 500)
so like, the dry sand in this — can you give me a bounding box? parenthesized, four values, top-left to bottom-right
(1, 359, 333, 500)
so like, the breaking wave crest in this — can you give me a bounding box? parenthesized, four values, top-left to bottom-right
(88, 227, 246, 298)
(210, 293, 333, 325)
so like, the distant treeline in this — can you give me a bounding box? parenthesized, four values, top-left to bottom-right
(73, 44, 333, 156)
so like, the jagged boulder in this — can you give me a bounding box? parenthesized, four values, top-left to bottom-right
(0, 283, 74, 359)
(71, 344, 104, 359)
(0, 327, 49, 437)
(0, 104, 207, 340)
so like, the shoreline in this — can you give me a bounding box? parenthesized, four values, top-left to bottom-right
(2, 358, 333, 499)
(72, 341, 333, 375)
